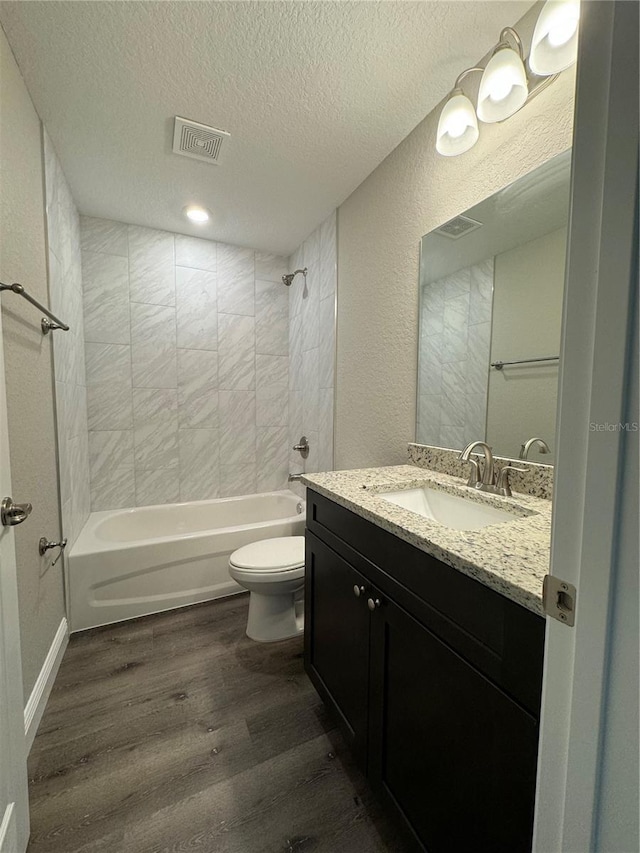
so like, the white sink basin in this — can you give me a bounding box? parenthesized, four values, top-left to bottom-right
(379, 486, 516, 531)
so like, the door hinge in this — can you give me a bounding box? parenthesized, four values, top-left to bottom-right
(542, 575, 577, 626)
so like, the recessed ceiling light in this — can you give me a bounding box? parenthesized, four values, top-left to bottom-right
(184, 205, 210, 224)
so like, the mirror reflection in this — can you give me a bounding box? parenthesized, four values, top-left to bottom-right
(417, 150, 571, 463)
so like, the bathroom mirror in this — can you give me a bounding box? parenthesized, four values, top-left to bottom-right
(416, 149, 571, 463)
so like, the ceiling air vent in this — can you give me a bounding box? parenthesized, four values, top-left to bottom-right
(434, 215, 483, 240)
(172, 116, 230, 164)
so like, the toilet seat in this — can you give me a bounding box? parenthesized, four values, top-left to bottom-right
(229, 536, 305, 573)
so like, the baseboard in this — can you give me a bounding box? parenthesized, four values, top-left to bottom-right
(24, 617, 68, 752)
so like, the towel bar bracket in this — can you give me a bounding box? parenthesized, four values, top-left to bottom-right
(0, 281, 70, 334)
(41, 318, 67, 335)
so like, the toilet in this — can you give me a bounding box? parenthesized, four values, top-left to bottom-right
(229, 536, 305, 642)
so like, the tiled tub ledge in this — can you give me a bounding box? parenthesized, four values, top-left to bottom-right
(408, 442, 554, 500)
(301, 465, 552, 616)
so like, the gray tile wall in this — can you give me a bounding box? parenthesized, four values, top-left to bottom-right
(417, 258, 493, 450)
(80, 217, 290, 509)
(44, 131, 91, 546)
(288, 211, 336, 495)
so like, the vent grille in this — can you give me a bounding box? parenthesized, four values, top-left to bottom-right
(434, 215, 483, 240)
(172, 117, 230, 164)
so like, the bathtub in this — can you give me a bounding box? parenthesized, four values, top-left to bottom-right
(67, 490, 305, 632)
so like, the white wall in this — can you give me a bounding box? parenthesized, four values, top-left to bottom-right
(43, 130, 91, 548)
(334, 8, 575, 470)
(288, 211, 337, 495)
(79, 217, 290, 508)
(487, 227, 566, 462)
(0, 25, 65, 701)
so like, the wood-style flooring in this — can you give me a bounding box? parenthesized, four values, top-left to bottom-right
(27, 594, 411, 853)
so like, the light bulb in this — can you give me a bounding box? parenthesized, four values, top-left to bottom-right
(488, 75, 513, 103)
(184, 205, 210, 224)
(477, 48, 528, 123)
(447, 112, 468, 139)
(547, 15, 578, 47)
(530, 0, 580, 76)
(436, 92, 479, 157)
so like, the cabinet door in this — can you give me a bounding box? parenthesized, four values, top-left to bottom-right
(304, 531, 372, 768)
(368, 597, 539, 853)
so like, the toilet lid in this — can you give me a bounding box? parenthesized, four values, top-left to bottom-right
(229, 536, 305, 572)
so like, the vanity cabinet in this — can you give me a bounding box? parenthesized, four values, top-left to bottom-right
(304, 489, 545, 853)
(304, 533, 371, 767)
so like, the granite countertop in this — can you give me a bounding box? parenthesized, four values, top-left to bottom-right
(301, 465, 552, 616)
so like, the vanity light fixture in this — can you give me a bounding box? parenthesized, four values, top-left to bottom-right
(477, 30, 528, 124)
(184, 205, 210, 224)
(436, 69, 482, 157)
(529, 0, 580, 75)
(436, 0, 579, 156)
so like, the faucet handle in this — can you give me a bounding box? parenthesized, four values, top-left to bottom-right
(292, 436, 310, 459)
(460, 456, 481, 488)
(496, 465, 526, 496)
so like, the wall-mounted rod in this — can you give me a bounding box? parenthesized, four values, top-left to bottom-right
(491, 356, 559, 370)
(0, 282, 69, 334)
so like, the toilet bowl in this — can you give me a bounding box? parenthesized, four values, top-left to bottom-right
(229, 536, 305, 642)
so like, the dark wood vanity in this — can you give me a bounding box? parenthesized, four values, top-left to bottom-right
(304, 489, 546, 853)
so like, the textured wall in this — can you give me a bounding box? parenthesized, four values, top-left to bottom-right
(335, 52, 575, 470)
(43, 131, 91, 548)
(80, 217, 290, 508)
(0, 28, 65, 701)
(417, 259, 493, 450)
(288, 211, 336, 497)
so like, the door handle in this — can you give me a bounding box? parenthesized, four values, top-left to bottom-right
(367, 597, 382, 611)
(353, 584, 366, 598)
(1, 496, 33, 527)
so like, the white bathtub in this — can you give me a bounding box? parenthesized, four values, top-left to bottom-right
(67, 490, 305, 632)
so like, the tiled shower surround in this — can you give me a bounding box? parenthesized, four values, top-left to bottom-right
(417, 259, 493, 449)
(81, 217, 294, 509)
(288, 212, 336, 497)
(44, 133, 91, 546)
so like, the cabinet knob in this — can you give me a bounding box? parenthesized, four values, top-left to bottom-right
(367, 598, 381, 611)
(353, 584, 365, 598)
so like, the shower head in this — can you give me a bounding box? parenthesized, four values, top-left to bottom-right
(282, 267, 307, 287)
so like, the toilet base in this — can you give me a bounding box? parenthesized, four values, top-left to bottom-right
(246, 588, 304, 643)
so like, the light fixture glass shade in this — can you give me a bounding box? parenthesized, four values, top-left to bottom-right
(436, 92, 479, 157)
(530, 0, 580, 76)
(477, 48, 528, 123)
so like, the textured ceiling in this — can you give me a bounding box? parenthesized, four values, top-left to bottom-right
(0, 0, 530, 254)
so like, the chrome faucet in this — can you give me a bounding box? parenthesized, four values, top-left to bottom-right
(519, 436, 551, 460)
(460, 441, 526, 497)
(288, 473, 303, 483)
(459, 441, 495, 489)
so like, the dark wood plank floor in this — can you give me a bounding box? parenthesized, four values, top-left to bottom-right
(27, 594, 412, 853)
